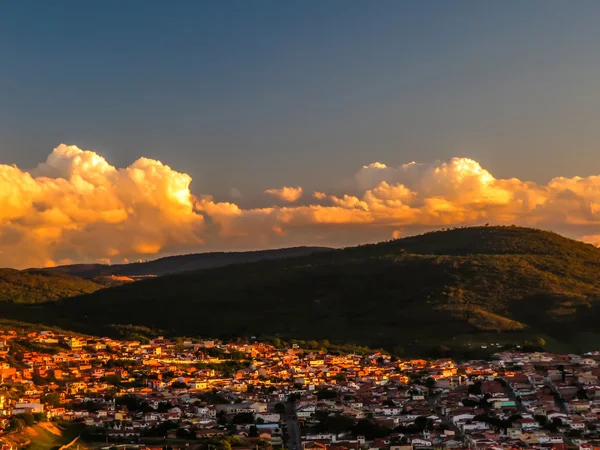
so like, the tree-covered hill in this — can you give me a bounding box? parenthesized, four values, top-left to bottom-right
(6, 226, 600, 352)
(33, 246, 330, 278)
(0, 269, 102, 303)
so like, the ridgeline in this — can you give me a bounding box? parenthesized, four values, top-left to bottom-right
(3, 226, 600, 353)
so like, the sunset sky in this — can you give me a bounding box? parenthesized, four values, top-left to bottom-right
(2, 1, 600, 267)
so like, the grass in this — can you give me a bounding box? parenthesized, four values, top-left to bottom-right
(1, 423, 89, 450)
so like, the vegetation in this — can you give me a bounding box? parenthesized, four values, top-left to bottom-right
(38, 246, 330, 278)
(0, 269, 102, 303)
(1, 421, 86, 450)
(4, 226, 600, 353)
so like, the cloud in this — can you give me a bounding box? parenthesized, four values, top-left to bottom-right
(264, 186, 303, 202)
(201, 156, 600, 247)
(4, 145, 600, 268)
(0, 144, 203, 268)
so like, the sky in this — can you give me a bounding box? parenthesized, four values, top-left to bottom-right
(2, 1, 600, 267)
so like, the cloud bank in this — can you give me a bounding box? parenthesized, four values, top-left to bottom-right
(3, 144, 600, 268)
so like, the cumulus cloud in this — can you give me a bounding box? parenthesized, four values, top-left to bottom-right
(264, 186, 303, 203)
(0, 144, 203, 268)
(4, 146, 600, 268)
(199, 156, 600, 248)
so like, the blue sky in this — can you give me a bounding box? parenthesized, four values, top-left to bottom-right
(2, 0, 600, 198)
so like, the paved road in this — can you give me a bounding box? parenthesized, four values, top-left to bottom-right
(285, 402, 301, 450)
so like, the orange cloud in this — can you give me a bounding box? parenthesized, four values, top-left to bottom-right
(264, 186, 303, 202)
(0, 144, 203, 268)
(5, 146, 600, 268)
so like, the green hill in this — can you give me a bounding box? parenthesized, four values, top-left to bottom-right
(0, 269, 102, 303)
(5, 226, 600, 352)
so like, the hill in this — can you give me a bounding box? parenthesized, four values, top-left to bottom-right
(1, 422, 87, 450)
(7, 226, 600, 352)
(0, 269, 102, 303)
(34, 246, 330, 278)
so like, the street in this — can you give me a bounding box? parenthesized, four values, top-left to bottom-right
(285, 401, 301, 450)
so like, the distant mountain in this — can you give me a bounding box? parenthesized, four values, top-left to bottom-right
(11, 226, 600, 353)
(0, 269, 102, 303)
(33, 246, 331, 278)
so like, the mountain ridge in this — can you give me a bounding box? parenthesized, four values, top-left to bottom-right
(5, 225, 600, 354)
(30, 246, 331, 278)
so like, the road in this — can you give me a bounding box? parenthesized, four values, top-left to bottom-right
(285, 401, 301, 450)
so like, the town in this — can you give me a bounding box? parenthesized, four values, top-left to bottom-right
(0, 330, 599, 450)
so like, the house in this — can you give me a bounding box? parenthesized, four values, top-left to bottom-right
(196, 429, 227, 438)
(13, 403, 43, 414)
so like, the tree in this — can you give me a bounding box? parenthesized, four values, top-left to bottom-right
(274, 403, 286, 414)
(352, 419, 392, 440)
(324, 414, 354, 435)
(271, 338, 282, 348)
(425, 377, 437, 391)
(552, 417, 563, 427)
(335, 374, 347, 382)
(306, 340, 320, 350)
(21, 413, 35, 427)
(232, 412, 255, 424)
(42, 392, 61, 407)
(534, 337, 546, 348)
(468, 381, 483, 396)
(534, 415, 548, 426)
(176, 427, 192, 438)
(217, 412, 228, 426)
(33, 412, 46, 423)
(414, 416, 432, 431)
(316, 389, 338, 400)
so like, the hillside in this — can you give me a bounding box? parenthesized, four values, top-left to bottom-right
(35, 246, 330, 278)
(0, 269, 102, 303)
(1, 422, 87, 450)
(7, 226, 600, 352)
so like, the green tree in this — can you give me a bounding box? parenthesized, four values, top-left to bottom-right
(41, 392, 61, 407)
(21, 413, 35, 427)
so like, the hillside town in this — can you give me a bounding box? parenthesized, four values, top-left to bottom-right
(0, 331, 600, 450)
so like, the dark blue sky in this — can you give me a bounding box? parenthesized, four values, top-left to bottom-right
(2, 1, 600, 198)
